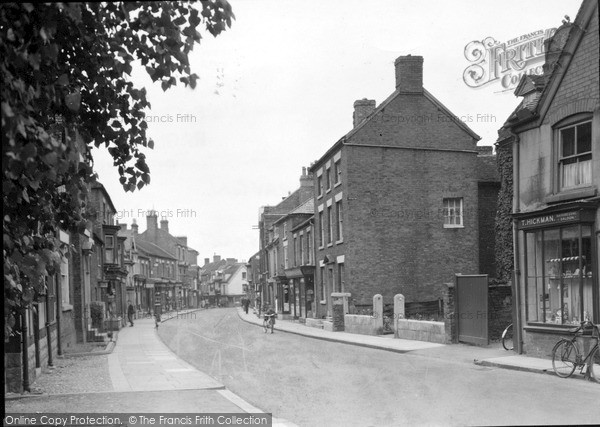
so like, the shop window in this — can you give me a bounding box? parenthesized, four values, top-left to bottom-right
(559, 120, 592, 190)
(443, 198, 463, 228)
(525, 225, 596, 325)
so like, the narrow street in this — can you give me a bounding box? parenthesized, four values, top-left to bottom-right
(159, 308, 600, 426)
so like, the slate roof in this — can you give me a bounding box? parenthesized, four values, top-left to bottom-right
(136, 239, 177, 260)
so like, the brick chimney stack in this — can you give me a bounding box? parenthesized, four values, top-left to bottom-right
(146, 212, 158, 238)
(204, 257, 210, 266)
(299, 166, 314, 201)
(353, 98, 376, 127)
(160, 219, 169, 233)
(213, 254, 221, 263)
(395, 55, 424, 93)
(132, 219, 138, 236)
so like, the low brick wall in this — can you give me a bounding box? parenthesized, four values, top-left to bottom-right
(396, 319, 446, 343)
(344, 314, 381, 336)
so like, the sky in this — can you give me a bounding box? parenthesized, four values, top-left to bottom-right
(93, 0, 583, 263)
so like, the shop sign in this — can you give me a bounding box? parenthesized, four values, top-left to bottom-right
(519, 211, 579, 229)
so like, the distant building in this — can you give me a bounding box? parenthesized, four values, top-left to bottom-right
(199, 255, 247, 307)
(258, 168, 314, 312)
(309, 55, 500, 317)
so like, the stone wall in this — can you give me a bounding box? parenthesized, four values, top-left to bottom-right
(344, 314, 380, 335)
(396, 319, 446, 344)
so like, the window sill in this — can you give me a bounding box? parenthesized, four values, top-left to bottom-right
(335, 239, 344, 245)
(320, 300, 327, 305)
(545, 186, 596, 204)
(327, 243, 333, 248)
(523, 324, 579, 335)
(334, 182, 341, 188)
(317, 194, 323, 200)
(318, 245, 324, 250)
(62, 304, 73, 312)
(443, 225, 464, 229)
(326, 188, 331, 194)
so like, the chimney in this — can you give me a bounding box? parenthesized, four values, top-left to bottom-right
(395, 55, 424, 93)
(160, 219, 169, 233)
(177, 236, 188, 247)
(204, 257, 210, 266)
(118, 222, 128, 233)
(131, 219, 138, 236)
(353, 98, 376, 127)
(146, 211, 158, 237)
(213, 254, 221, 263)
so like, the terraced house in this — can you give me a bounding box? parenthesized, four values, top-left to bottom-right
(498, 0, 599, 357)
(309, 55, 499, 318)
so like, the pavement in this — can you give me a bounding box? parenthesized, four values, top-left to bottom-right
(6, 309, 297, 427)
(235, 307, 565, 378)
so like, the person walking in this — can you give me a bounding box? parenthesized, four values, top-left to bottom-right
(127, 301, 135, 327)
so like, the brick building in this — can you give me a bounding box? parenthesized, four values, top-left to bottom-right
(258, 168, 314, 312)
(499, 0, 599, 357)
(199, 255, 247, 307)
(309, 55, 500, 318)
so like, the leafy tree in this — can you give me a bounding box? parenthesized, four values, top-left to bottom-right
(2, 1, 234, 339)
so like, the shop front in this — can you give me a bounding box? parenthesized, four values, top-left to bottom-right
(284, 266, 316, 319)
(515, 205, 599, 357)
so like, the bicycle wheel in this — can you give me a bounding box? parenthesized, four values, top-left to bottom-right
(587, 345, 600, 383)
(269, 318, 274, 334)
(502, 324, 513, 351)
(263, 319, 268, 333)
(552, 339, 578, 378)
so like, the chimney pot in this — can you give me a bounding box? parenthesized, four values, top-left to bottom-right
(213, 255, 221, 263)
(395, 55, 424, 93)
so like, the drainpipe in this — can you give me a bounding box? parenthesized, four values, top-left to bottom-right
(55, 270, 63, 356)
(21, 308, 30, 392)
(45, 278, 53, 367)
(511, 131, 523, 354)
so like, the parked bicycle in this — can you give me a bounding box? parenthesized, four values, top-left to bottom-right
(551, 320, 599, 383)
(263, 313, 275, 334)
(501, 323, 513, 351)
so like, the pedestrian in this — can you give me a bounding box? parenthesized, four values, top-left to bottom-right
(155, 311, 161, 329)
(127, 301, 135, 327)
(243, 297, 250, 314)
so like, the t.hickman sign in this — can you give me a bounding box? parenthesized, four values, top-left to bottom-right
(519, 211, 579, 229)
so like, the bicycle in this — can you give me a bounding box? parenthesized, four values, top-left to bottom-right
(551, 320, 599, 383)
(263, 313, 275, 334)
(501, 323, 513, 351)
